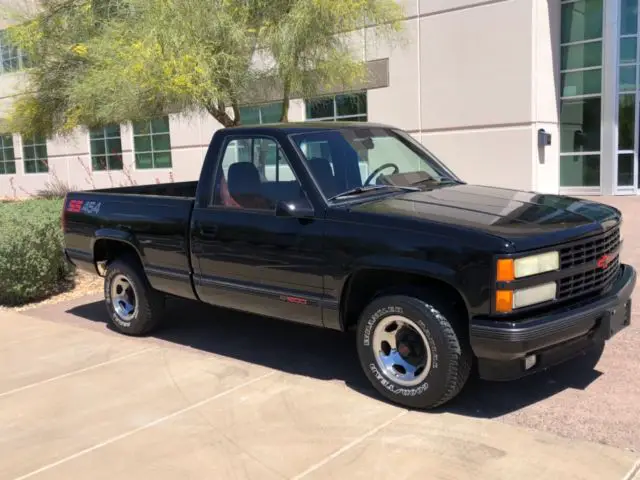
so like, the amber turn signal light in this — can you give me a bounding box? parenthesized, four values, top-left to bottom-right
(495, 290, 513, 313)
(496, 259, 515, 282)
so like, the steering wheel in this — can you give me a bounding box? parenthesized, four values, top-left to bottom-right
(364, 163, 400, 185)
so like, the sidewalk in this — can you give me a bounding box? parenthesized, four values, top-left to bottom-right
(1, 310, 638, 480)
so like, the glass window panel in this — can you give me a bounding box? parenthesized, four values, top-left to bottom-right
(108, 155, 123, 170)
(0, 163, 4, 174)
(618, 153, 635, 186)
(561, 41, 602, 69)
(561, 69, 602, 96)
(90, 139, 106, 155)
(24, 160, 36, 173)
(619, 65, 637, 91)
(622, 0, 639, 35)
(104, 124, 121, 137)
(307, 97, 334, 119)
(136, 153, 153, 169)
(239, 106, 261, 125)
(261, 103, 283, 123)
(560, 97, 601, 153)
(336, 93, 367, 116)
(106, 137, 122, 154)
(619, 94, 635, 150)
(133, 121, 150, 135)
(23, 145, 36, 160)
(152, 134, 171, 151)
(89, 128, 104, 139)
(561, 0, 603, 43)
(151, 117, 170, 134)
(92, 156, 107, 170)
(35, 144, 47, 159)
(560, 154, 601, 187)
(620, 37, 637, 64)
(134, 135, 152, 152)
(4, 161, 16, 174)
(37, 159, 49, 173)
(1, 135, 13, 149)
(4, 146, 14, 160)
(154, 151, 172, 168)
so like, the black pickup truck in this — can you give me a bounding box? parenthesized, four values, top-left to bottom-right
(62, 122, 636, 409)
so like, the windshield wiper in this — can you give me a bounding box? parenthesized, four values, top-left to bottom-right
(411, 178, 460, 187)
(328, 185, 418, 202)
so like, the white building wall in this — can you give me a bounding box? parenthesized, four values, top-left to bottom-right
(0, 0, 561, 198)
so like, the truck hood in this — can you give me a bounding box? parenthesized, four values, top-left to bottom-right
(351, 184, 621, 251)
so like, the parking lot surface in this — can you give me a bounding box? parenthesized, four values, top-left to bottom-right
(1, 196, 640, 479)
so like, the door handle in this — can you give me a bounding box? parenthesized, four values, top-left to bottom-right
(199, 225, 218, 237)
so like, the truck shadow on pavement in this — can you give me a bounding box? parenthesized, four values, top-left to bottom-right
(67, 297, 602, 419)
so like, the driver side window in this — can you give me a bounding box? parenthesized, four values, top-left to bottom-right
(213, 137, 311, 211)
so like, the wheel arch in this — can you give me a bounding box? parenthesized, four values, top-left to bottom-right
(339, 265, 470, 333)
(91, 229, 145, 276)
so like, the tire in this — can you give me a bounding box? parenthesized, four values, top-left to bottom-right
(103, 255, 165, 336)
(356, 293, 472, 410)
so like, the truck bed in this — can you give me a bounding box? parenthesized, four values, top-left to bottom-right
(62, 182, 197, 301)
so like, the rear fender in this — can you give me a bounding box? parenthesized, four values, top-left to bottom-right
(91, 229, 144, 273)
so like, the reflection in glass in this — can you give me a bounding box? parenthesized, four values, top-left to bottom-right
(561, 0, 603, 43)
(560, 154, 600, 187)
(620, 37, 638, 64)
(618, 94, 635, 150)
(618, 153, 635, 186)
(561, 41, 602, 69)
(561, 69, 602, 97)
(621, 0, 639, 36)
(560, 97, 601, 153)
(620, 65, 637, 91)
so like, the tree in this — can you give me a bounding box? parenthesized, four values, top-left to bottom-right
(3, 0, 404, 137)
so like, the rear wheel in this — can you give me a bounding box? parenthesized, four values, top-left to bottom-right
(356, 293, 471, 409)
(104, 256, 165, 336)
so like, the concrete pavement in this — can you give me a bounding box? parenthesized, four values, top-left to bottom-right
(1, 310, 638, 480)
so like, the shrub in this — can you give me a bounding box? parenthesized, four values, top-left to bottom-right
(0, 198, 73, 306)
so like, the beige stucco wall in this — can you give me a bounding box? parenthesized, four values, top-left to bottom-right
(0, 0, 561, 198)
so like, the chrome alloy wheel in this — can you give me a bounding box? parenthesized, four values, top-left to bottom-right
(110, 274, 138, 322)
(371, 315, 432, 386)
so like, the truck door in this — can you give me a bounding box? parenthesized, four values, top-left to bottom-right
(190, 134, 326, 326)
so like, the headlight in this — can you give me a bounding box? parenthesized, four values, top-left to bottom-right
(497, 251, 559, 281)
(496, 282, 557, 313)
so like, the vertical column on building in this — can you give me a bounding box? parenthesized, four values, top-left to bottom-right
(601, 0, 621, 194)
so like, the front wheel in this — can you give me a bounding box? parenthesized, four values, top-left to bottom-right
(356, 293, 471, 409)
(104, 256, 165, 336)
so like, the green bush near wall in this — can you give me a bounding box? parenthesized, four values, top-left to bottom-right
(0, 199, 73, 306)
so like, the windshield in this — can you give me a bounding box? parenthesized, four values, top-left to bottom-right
(289, 126, 459, 201)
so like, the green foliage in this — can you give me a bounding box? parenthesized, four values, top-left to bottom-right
(4, 0, 404, 135)
(0, 199, 72, 306)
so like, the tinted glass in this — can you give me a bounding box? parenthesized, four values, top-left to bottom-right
(619, 94, 635, 150)
(561, 0, 603, 43)
(560, 154, 600, 187)
(560, 97, 601, 153)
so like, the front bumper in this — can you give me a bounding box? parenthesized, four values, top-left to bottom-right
(470, 263, 636, 381)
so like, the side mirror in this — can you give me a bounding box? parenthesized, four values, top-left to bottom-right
(275, 199, 314, 219)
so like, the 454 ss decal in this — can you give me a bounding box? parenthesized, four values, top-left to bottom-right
(66, 199, 102, 215)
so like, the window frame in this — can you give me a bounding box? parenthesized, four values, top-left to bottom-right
(132, 116, 173, 170)
(209, 133, 313, 214)
(22, 134, 49, 174)
(0, 134, 16, 175)
(304, 92, 368, 122)
(0, 29, 27, 75)
(239, 102, 285, 126)
(89, 124, 124, 172)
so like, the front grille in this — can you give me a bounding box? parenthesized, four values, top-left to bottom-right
(556, 226, 621, 300)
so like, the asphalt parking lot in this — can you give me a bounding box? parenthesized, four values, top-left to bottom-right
(1, 196, 640, 480)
